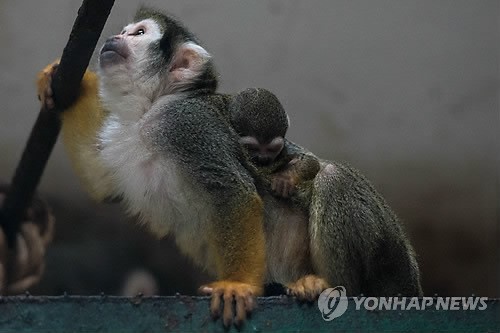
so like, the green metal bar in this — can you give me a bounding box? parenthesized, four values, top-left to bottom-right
(0, 296, 498, 332)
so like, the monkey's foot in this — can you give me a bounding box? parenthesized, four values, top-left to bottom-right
(286, 275, 329, 302)
(199, 280, 262, 327)
(36, 61, 60, 110)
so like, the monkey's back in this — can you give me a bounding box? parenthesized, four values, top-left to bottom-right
(309, 161, 422, 296)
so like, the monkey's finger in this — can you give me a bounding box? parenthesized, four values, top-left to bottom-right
(43, 68, 56, 109)
(198, 285, 213, 295)
(282, 182, 291, 198)
(302, 276, 315, 301)
(304, 287, 316, 302)
(210, 290, 222, 319)
(234, 294, 247, 327)
(222, 291, 234, 327)
(13, 234, 30, 280)
(0, 229, 6, 294)
(20, 223, 45, 276)
(6, 262, 45, 295)
(314, 277, 328, 293)
(275, 180, 285, 197)
(0, 227, 7, 264)
(244, 294, 256, 312)
(294, 283, 305, 300)
(41, 215, 55, 246)
(45, 95, 55, 110)
(270, 179, 278, 193)
(0, 263, 5, 294)
(199, 283, 223, 318)
(6, 275, 40, 294)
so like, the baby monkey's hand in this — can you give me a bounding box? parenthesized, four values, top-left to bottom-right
(270, 158, 300, 198)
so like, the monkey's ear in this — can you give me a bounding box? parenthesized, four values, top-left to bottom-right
(169, 42, 211, 82)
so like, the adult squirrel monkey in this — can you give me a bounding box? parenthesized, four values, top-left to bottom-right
(37, 6, 422, 327)
(38, 7, 265, 327)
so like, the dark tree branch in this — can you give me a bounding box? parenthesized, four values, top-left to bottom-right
(0, 0, 115, 247)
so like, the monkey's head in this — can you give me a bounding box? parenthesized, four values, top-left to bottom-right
(98, 7, 217, 113)
(231, 88, 289, 166)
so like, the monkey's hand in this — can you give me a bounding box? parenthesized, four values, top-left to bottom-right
(199, 281, 261, 327)
(271, 172, 297, 198)
(286, 275, 329, 302)
(270, 159, 300, 198)
(37, 61, 60, 110)
(0, 188, 55, 295)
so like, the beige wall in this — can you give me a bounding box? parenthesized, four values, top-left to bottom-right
(0, 0, 498, 296)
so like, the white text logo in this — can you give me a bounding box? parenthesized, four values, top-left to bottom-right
(317, 286, 349, 321)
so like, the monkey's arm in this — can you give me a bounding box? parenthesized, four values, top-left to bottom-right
(270, 140, 321, 198)
(37, 63, 115, 202)
(151, 98, 266, 326)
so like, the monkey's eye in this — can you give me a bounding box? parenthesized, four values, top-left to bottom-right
(246, 145, 259, 152)
(131, 28, 145, 36)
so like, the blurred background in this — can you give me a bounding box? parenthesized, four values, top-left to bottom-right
(0, 0, 498, 296)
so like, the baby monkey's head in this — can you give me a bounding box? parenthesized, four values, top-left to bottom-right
(231, 88, 289, 166)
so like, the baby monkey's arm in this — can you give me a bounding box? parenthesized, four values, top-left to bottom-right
(270, 150, 321, 198)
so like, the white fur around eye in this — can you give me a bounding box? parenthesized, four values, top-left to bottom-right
(126, 19, 162, 61)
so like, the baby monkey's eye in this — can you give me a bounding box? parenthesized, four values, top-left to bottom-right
(245, 144, 260, 152)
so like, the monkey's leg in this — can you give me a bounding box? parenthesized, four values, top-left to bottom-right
(308, 163, 363, 295)
(199, 192, 266, 327)
(37, 62, 114, 202)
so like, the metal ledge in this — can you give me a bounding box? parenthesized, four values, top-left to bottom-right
(0, 296, 498, 332)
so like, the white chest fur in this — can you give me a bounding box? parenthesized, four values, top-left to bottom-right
(98, 113, 216, 272)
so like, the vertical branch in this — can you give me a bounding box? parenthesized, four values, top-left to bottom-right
(0, 0, 115, 247)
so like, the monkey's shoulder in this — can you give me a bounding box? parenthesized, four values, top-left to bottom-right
(147, 94, 232, 130)
(140, 94, 254, 189)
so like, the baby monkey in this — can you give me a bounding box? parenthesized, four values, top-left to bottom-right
(231, 88, 327, 297)
(230, 88, 320, 202)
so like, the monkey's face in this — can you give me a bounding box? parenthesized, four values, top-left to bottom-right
(239, 135, 284, 166)
(99, 19, 162, 72)
(97, 11, 214, 118)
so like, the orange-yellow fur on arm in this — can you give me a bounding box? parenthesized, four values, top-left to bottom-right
(212, 193, 266, 287)
(201, 193, 265, 326)
(37, 62, 114, 202)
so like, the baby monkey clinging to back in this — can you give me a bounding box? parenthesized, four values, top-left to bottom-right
(230, 88, 423, 300)
(230, 88, 321, 203)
